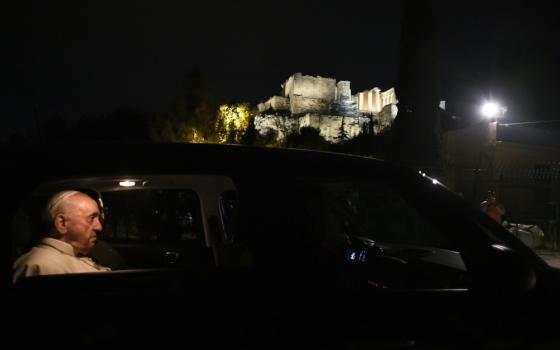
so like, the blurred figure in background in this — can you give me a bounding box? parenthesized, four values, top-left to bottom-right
(480, 190, 506, 224)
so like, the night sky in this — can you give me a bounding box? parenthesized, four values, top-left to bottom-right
(4, 0, 560, 140)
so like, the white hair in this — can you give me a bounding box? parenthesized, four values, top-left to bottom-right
(42, 190, 82, 233)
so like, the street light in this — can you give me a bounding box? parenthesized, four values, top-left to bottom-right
(481, 101, 507, 120)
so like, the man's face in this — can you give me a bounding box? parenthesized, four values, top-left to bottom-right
(59, 194, 103, 256)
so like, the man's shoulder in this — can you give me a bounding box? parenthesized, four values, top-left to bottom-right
(13, 247, 73, 281)
(30, 243, 65, 257)
(15, 245, 63, 265)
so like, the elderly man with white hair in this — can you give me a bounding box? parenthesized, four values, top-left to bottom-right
(13, 190, 111, 283)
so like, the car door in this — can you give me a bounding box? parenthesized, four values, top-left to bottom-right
(319, 178, 475, 346)
(229, 175, 539, 348)
(8, 174, 247, 348)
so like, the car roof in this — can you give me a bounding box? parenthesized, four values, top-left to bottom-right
(2, 143, 414, 182)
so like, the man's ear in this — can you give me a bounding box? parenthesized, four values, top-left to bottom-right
(53, 214, 68, 235)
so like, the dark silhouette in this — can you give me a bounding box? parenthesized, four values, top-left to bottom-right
(285, 127, 332, 151)
(392, 0, 442, 168)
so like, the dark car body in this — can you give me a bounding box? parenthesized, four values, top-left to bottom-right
(2, 143, 560, 349)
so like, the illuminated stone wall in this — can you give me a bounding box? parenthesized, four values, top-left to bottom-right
(287, 73, 336, 102)
(336, 81, 351, 101)
(283, 75, 295, 97)
(270, 96, 289, 110)
(257, 96, 289, 113)
(290, 95, 330, 115)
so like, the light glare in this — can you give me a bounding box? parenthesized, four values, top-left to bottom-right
(481, 102, 501, 118)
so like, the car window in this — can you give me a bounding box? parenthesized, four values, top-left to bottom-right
(11, 179, 221, 272)
(237, 178, 470, 291)
(100, 189, 203, 243)
(322, 181, 451, 249)
(94, 188, 213, 269)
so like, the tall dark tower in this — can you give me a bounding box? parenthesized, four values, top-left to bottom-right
(392, 0, 441, 168)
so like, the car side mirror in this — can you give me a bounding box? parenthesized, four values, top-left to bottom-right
(474, 244, 536, 297)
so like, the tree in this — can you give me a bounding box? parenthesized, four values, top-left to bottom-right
(242, 115, 258, 146)
(285, 127, 332, 151)
(215, 103, 251, 144)
(151, 67, 218, 143)
(336, 117, 349, 143)
(336, 130, 393, 160)
(149, 113, 177, 143)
